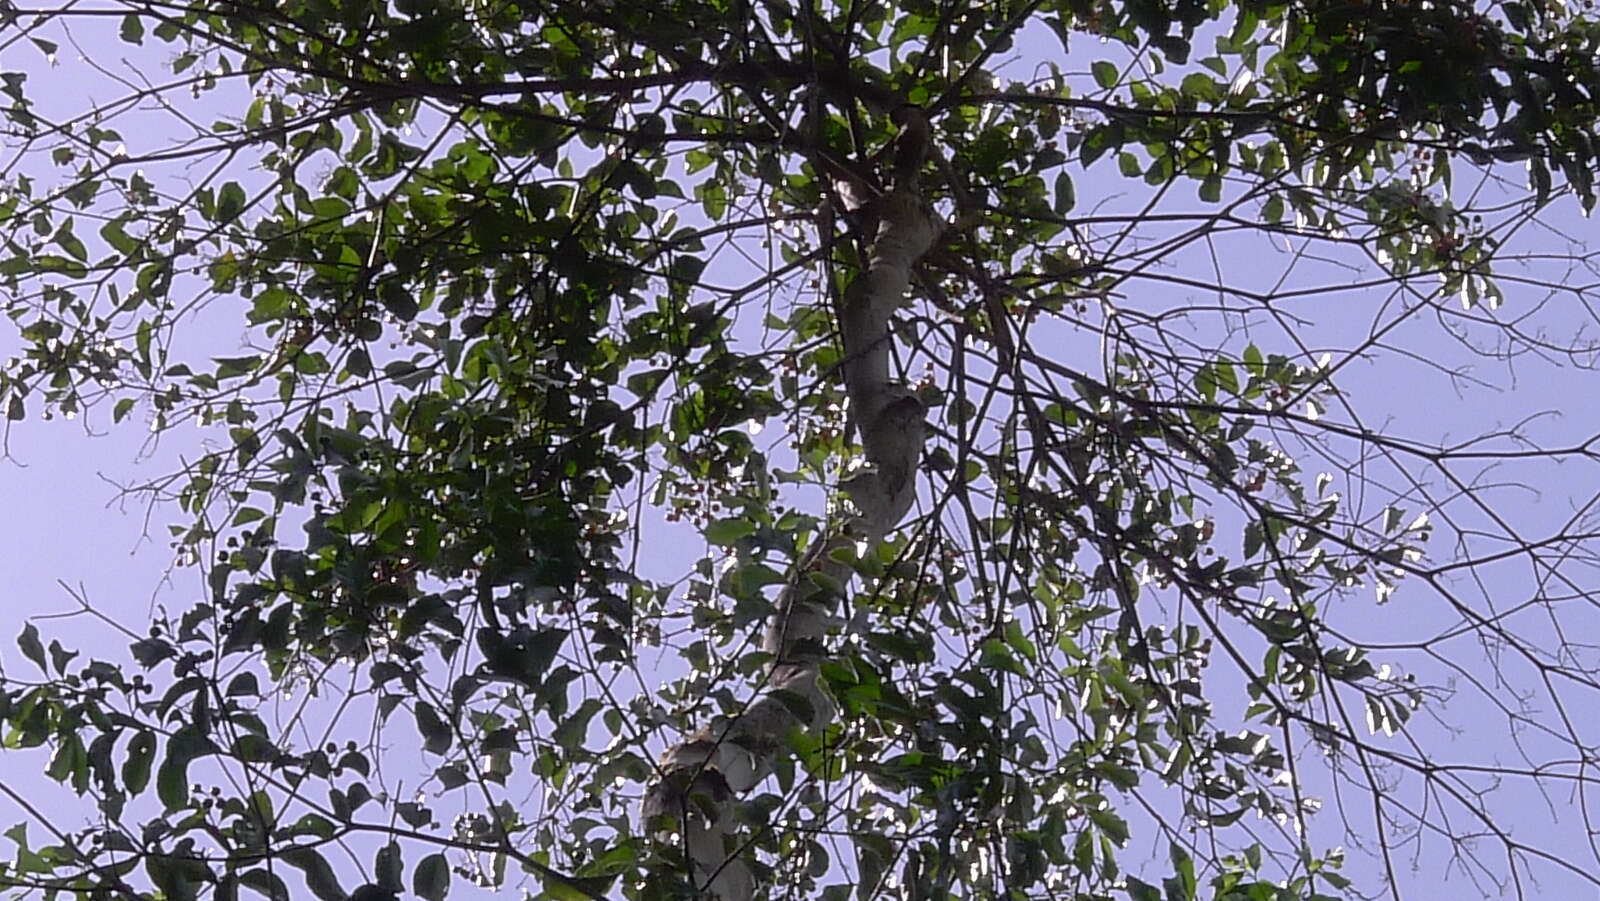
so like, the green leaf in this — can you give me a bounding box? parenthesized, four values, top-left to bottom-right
(1092, 61, 1119, 89)
(1196, 360, 1238, 402)
(1529, 156, 1552, 207)
(238, 869, 290, 901)
(146, 853, 205, 901)
(282, 848, 346, 901)
(46, 734, 83, 785)
(1053, 171, 1076, 215)
(413, 853, 450, 901)
(376, 843, 405, 893)
(52, 221, 88, 262)
(414, 701, 452, 755)
(698, 181, 727, 220)
(131, 636, 176, 667)
(1088, 807, 1129, 845)
(120, 13, 145, 44)
(1242, 343, 1264, 376)
(100, 218, 139, 254)
(216, 181, 247, 222)
(704, 517, 756, 544)
(16, 624, 45, 672)
(381, 284, 420, 321)
(1169, 841, 1197, 899)
(1180, 72, 1222, 103)
(1262, 194, 1284, 223)
(1125, 876, 1161, 901)
(156, 727, 215, 811)
(122, 731, 155, 794)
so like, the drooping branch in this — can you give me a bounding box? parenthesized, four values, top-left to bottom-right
(641, 108, 943, 901)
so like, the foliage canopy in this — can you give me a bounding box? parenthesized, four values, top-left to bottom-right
(4, 0, 1600, 898)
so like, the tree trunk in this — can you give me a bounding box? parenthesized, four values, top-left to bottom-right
(642, 110, 941, 901)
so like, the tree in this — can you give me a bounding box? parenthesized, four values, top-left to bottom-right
(3, 0, 1600, 898)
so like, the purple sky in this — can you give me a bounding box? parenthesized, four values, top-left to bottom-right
(6, 9, 1600, 901)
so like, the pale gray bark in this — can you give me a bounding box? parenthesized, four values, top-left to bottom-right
(642, 110, 941, 901)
